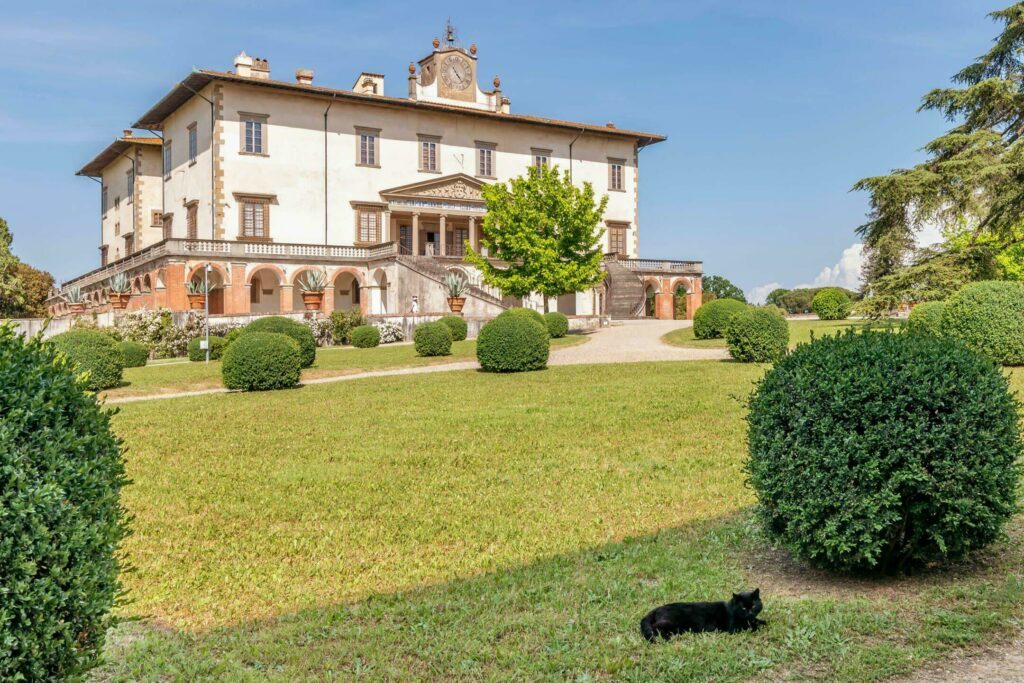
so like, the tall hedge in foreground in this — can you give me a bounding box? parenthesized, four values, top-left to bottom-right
(49, 329, 124, 391)
(0, 324, 129, 680)
(221, 332, 301, 391)
(942, 280, 1024, 365)
(477, 314, 549, 372)
(811, 288, 851, 320)
(692, 298, 747, 339)
(725, 307, 789, 363)
(906, 301, 946, 336)
(747, 331, 1022, 573)
(243, 316, 316, 368)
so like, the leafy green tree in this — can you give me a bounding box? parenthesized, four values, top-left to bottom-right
(4, 262, 54, 318)
(0, 217, 25, 314)
(701, 275, 747, 302)
(765, 288, 790, 307)
(465, 165, 607, 312)
(853, 4, 1024, 284)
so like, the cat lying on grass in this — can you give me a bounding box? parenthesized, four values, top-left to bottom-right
(640, 588, 765, 642)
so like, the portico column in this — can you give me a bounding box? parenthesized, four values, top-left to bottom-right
(412, 212, 420, 256)
(381, 210, 391, 244)
(468, 216, 477, 252)
(439, 215, 447, 256)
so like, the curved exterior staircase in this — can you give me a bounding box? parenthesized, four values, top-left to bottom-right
(603, 257, 646, 318)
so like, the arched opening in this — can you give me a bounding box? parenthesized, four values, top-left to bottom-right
(673, 282, 690, 320)
(333, 271, 361, 311)
(371, 269, 389, 314)
(248, 268, 281, 314)
(644, 283, 658, 318)
(133, 277, 143, 294)
(143, 274, 153, 292)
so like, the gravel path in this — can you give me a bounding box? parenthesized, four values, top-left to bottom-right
(891, 638, 1024, 682)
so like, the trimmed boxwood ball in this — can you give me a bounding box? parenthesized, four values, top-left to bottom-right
(221, 332, 302, 391)
(351, 324, 381, 348)
(49, 329, 124, 391)
(187, 335, 228, 361)
(692, 298, 748, 339)
(543, 311, 569, 338)
(0, 324, 129, 680)
(243, 316, 316, 367)
(414, 321, 453, 357)
(811, 288, 852, 320)
(497, 307, 548, 335)
(477, 313, 550, 372)
(746, 331, 1022, 573)
(906, 301, 946, 336)
(438, 315, 468, 342)
(117, 340, 149, 367)
(942, 280, 1024, 365)
(725, 307, 789, 363)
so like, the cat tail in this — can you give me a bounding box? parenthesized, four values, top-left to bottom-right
(639, 615, 657, 643)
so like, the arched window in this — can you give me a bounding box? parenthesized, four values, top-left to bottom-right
(352, 280, 360, 304)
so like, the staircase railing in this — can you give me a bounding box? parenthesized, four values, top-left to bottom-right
(396, 255, 507, 308)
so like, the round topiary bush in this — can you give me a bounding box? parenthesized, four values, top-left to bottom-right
(942, 280, 1024, 365)
(414, 321, 453, 357)
(497, 307, 548, 335)
(811, 288, 852, 321)
(49, 329, 124, 391)
(117, 340, 149, 367)
(438, 315, 468, 342)
(221, 332, 302, 391)
(351, 324, 381, 348)
(725, 308, 789, 363)
(0, 324, 129, 680)
(187, 335, 228, 361)
(747, 331, 1022, 573)
(242, 316, 316, 368)
(692, 298, 748, 339)
(906, 301, 946, 337)
(477, 313, 550, 372)
(543, 311, 569, 338)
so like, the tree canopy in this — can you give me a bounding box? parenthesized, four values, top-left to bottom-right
(701, 275, 747, 302)
(0, 217, 25, 313)
(465, 165, 607, 310)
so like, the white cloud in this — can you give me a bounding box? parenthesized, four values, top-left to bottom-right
(797, 243, 865, 291)
(746, 282, 783, 305)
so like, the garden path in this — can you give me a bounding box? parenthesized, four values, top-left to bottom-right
(892, 637, 1024, 682)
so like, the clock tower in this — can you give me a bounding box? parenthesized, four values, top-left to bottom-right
(409, 22, 509, 113)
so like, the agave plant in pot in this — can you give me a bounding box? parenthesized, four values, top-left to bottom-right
(185, 279, 211, 310)
(107, 273, 132, 309)
(442, 272, 468, 314)
(64, 286, 85, 314)
(299, 269, 328, 311)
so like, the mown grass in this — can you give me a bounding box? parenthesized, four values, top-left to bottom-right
(662, 318, 899, 350)
(101, 334, 587, 399)
(92, 362, 1024, 681)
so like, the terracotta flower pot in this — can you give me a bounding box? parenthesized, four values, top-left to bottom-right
(447, 297, 466, 314)
(110, 292, 131, 310)
(302, 291, 324, 311)
(187, 293, 206, 310)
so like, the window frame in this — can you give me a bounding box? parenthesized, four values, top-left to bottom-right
(531, 147, 551, 171)
(607, 221, 630, 256)
(355, 205, 382, 244)
(162, 214, 173, 240)
(355, 126, 381, 168)
(236, 195, 271, 240)
(163, 140, 172, 179)
(151, 210, 163, 227)
(187, 122, 198, 165)
(101, 186, 108, 214)
(608, 158, 626, 192)
(185, 200, 199, 239)
(418, 134, 441, 173)
(476, 141, 496, 179)
(126, 168, 134, 203)
(239, 112, 269, 156)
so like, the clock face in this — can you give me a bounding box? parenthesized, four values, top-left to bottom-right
(441, 55, 472, 91)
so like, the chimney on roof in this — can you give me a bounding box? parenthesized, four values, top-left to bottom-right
(353, 72, 384, 96)
(251, 57, 270, 79)
(295, 68, 314, 85)
(234, 50, 253, 77)
(123, 129, 133, 139)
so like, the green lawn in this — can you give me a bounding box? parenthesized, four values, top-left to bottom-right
(662, 318, 899, 349)
(101, 334, 588, 399)
(92, 362, 1024, 681)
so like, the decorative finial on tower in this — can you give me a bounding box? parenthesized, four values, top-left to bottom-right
(469, 43, 477, 55)
(493, 75, 501, 88)
(432, 37, 440, 49)
(408, 62, 416, 74)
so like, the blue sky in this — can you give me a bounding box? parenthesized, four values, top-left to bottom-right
(0, 0, 998, 300)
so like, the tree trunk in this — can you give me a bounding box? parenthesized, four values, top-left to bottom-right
(543, 296, 549, 313)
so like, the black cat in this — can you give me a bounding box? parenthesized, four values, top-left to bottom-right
(640, 589, 765, 642)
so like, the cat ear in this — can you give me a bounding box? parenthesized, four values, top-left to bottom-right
(732, 593, 740, 600)
(752, 588, 760, 599)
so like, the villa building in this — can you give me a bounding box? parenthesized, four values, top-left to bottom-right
(54, 31, 702, 321)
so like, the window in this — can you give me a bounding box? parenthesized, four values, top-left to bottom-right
(101, 186, 108, 213)
(352, 280, 360, 304)
(608, 223, 629, 256)
(186, 202, 198, 239)
(114, 195, 120, 211)
(239, 197, 269, 239)
(162, 214, 173, 240)
(356, 127, 379, 167)
(452, 227, 468, 256)
(126, 169, 134, 203)
(124, 234, 134, 256)
(163, 141, 172, 178)
(609, 158, 625, 191)
(114, 221, 120, 237)
(100, 245, 108, 267)
(476, 142, 496, 178)
(532, 148, 551, 170)
(250, 276, 261, 304)
(151, 210, 163, 227)
(418, 135, 440, 172)
(241, 113, 268, 154)
(188, 123, 198, 164)
(357, 207, 381, 243)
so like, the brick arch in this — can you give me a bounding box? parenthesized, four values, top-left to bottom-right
(290, 265, 332, 287)
(329, 266, 366, 286)
(642, 276, 663, 293)
(246, 264, 285, 285)
(187, 262, 231, 285)
(670, 276, 694, 294)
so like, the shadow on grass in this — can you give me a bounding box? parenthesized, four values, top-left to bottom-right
(96, 510, 1024, 682)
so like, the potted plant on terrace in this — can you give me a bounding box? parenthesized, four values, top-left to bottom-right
(442, 272, 467, 314)
(299, 269, 328, 311)
(185, 279, 210, 310)
(107, 273, 132, 309)
(65, 286, 85, 314)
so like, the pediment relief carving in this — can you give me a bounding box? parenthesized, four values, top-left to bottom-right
(381, 174, 484, 203)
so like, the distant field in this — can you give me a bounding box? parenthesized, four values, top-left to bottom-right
(662, 318, 899, 349)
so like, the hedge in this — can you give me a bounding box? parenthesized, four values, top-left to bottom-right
(117, 340, 149, 367)
(497, 307, 548, 335)
(811, 288, 852, 320)
(49, 329, 124, 391)
(243, 316, 316, 368)
(942, 280, 1024, 365)
(438, 315, 468, 342)
(906, 301, 946, 337)
(0, 324, 129, 680)
(187, 335, 228, 361)
(477, 313, 549, 372)
(221, 332, 302, 391)
(330, 308, 365, 345)
(747, 331, 1022, 573)
(414, 321, 453, 356)
(692, 298, 748, 339)
(725, 307, 789, 363)
(351, 325, 381, 348)
(543, 311, 569, 338)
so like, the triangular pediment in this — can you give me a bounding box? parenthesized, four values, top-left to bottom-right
(380, 173, 485, 203)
